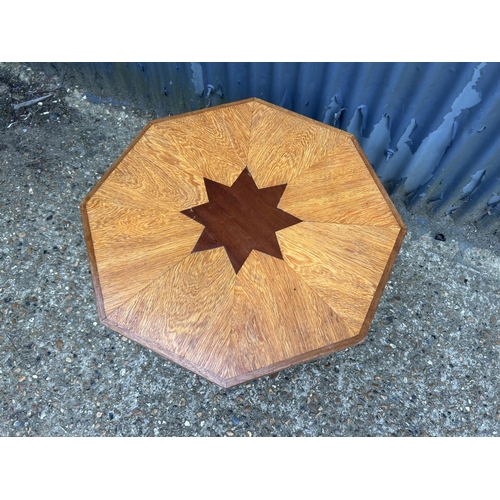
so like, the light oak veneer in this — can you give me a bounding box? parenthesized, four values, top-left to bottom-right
(81, 98, 406, 388)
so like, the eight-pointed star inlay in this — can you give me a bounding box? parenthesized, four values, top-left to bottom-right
(181, 167, 302, 273)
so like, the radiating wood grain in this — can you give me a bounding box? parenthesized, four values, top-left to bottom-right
(153, 100, 253, 186)
(277, 222, 401, 335)
(349, 136, 406, 230)
(247, 100, 345, 188)
(81, 97, 407, 388)
(222, 251, 352, 381)
(279, 138, 398, 226)
(88, 147, 207, 212)
(86, 199, 203, 315)
(81, 122, 155, 209)
(181, 167, 301, 273)
(106, 248, 236, 382)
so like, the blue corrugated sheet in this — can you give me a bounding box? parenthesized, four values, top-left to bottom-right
(42, 62, 500, 232)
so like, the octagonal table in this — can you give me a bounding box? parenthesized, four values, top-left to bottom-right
(81, 98, 406, 388)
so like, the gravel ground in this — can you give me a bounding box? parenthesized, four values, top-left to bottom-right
(1, 63, 499, 437)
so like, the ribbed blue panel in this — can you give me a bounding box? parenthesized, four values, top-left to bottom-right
(42, 62, 500, 230)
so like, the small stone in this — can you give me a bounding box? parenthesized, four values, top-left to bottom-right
(65, 357, 72, 363)
(96, 412, 102, 418)
(232, 416, 240, 425)
(184, 421, 190, 427)
(179, 398, 186, 407)
(18, 376, 26, 382)
(226, 431, 234, 436)
(18, 231, 26, 238)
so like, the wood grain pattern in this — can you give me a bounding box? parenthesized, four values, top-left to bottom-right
(358, 220, 406, 344)
(277, 222, 401, 335)
(247, 100, 345, 188)
(81, 97, 407, 388)
(86, 199, 202, 315)
(223, 251, 352, 382)
(279, 138, 398, 226)
(87, 146, 207, 212)
(349, 136, 406, 230)
(153, 100, 253, 186)
(81, 122, 155, 209)
(106, 248, 235, 382)
(181, 167, 301, 273)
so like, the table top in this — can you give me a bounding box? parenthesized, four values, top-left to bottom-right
(81, 98, 406, 388)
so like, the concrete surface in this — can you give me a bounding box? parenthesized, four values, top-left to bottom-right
(1, 63, 499, 436)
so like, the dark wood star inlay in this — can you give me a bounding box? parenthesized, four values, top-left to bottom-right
(181, 167, 302, 273)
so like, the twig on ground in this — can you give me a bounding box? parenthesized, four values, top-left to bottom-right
(12, 94, 53, 111)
